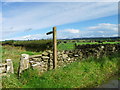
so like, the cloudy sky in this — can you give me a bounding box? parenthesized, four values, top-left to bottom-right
(0, 0, 119, 40)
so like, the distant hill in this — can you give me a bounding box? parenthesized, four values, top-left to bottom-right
(60, 37, 120, 40)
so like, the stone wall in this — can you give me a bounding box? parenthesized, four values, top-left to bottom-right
(19, 44, 120, 75)
(0, 59, 14, 77)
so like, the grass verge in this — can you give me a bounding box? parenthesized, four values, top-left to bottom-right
(18, 53, 119, 88)
(2, 45, 120, 88)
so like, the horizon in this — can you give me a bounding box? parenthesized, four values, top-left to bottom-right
(0, 1, 119, 41)
(1, 36, 120, 42)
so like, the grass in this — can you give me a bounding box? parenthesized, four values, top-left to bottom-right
(1, 45, 120, 88)
(58, 42, 75, 50)
(58, 41, 120, 50)
(2, 40, 120, 51)
(1, 45, 42, 74)
(19, 54, 119, 88)
(76, 42, 98, 45)
(2, 40, 53, 52)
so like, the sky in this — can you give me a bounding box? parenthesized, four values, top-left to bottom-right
(0, 0, 119, 40)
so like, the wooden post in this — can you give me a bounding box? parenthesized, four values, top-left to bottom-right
(53, 27, 57, 69)
(46, 27, 57, 69)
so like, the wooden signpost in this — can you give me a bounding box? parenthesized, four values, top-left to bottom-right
(46, 27, 57, 69)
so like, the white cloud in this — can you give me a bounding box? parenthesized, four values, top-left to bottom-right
(88, 23, 118, 31)
(5, 33, 50, 40)
(4, 22, 118, 40)
(5, 28, 81, 40)
(85, 23, 118, 37)
(112, 34, 118, 36)
(98, 31, 104, 33)
(2, 2, 118, 40)
(64, 29, 80, 33)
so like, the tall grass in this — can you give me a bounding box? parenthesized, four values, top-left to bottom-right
(2, 52, 119, 88)
(2, 45, 41, 74)
(1, 45, 120, 88)
(19, 54, 119, 88)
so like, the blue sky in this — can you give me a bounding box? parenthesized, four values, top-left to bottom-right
(0, 1, 119, 40)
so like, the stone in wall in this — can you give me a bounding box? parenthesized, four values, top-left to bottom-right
(62, 54, 68, 59)
(6, 59, 14, 74)
(18, 54, 30, 76)
(0, 64, 6, 73)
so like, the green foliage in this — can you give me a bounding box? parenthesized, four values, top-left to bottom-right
(2, 40, 14, 45)
(13, 40, 53, 52)
(2, 74, 22, 88)
(2, 40, 53, 52)
(58, 41, 120, 50)
(2, 39, 120, 51)
(20, 51, 42, 55)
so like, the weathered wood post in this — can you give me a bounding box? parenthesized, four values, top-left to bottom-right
(53, 27, 57, 69)
(46, 27, 57, 69)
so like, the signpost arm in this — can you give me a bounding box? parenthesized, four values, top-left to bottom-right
(53, 27, 57, 69)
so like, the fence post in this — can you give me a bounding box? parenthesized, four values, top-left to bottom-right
(6, 59, 14, 74)
(53, 27, 57, 69)
(46, 27, 57, 69)
(18, 54, 29, 76)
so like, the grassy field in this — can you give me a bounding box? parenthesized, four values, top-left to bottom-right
(2, 40, 120, 51)
(58, 42, 75, 50)
(58, 41, 120, 50)
(21, 55, 119, 88)
(1, 45, 120, 88)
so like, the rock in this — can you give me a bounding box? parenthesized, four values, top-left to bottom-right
(57, 51, 61, 55)
(67, 58, 71, 61)
(29, 54, 42, 58)
(0, 67, 6, 73)
(62, 54, 68, 59)
(47, 50, 52, 53)
(49, 54, 53, 58)
(18, 54, 30, 76)
(42, 52, 49, 56)
(29, 61, 35, 64)
(6, 59, 14, 74)
(112, 47, 116, 52)
(74, 54, 79, 57)
(101, 46, 104, 49)
(32, 64, 41, 70)
(31, 58, 42, 62)
(32, 58, 38, 61)
(42, 56, 49, 59)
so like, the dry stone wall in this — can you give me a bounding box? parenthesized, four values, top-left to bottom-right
(0, 59, 14, 77)
(19, 44, 120, 75)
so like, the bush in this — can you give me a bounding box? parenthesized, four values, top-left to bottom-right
(2, 40, 14, 45)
